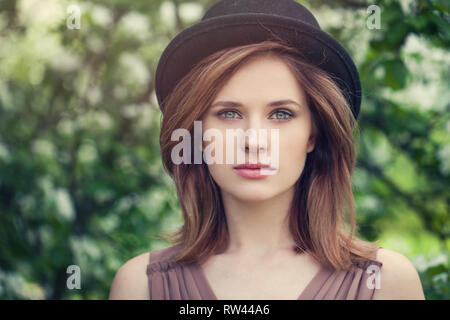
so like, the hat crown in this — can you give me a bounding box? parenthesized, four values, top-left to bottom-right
(202, 0, 321, 29)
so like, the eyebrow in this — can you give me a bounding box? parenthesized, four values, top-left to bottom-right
(210, 99, 303, 109)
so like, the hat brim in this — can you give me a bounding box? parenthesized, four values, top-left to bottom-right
(155, 13, 361, 119)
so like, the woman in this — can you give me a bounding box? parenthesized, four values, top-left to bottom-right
(109, 0, 425, 300)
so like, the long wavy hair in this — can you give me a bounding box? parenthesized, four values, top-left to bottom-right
(155, 38, 379, 271)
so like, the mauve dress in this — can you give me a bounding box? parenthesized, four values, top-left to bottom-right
(146, 245, 383, 300)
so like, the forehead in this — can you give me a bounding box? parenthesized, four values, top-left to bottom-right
(213, 55, 306, 104)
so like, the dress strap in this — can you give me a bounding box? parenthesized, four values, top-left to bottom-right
(147, 245, 181, 274)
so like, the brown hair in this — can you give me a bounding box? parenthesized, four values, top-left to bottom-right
(155, 38, 379, 271)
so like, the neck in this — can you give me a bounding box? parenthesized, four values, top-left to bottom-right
(220, 185, 297, 259)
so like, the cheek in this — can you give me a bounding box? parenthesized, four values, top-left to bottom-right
(279, 132, 309, 168)
(202, 128, 227, 160)
(206, 163, 230, 188)
(282, 126, 309, 148)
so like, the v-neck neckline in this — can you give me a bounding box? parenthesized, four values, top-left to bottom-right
(192, 259, 329, 300)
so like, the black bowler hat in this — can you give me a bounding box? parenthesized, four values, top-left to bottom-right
(155, 0, 362, 119)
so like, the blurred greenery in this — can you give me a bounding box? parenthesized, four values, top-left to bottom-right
(0, 0, 448, 300)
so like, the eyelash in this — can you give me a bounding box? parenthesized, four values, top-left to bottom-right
(216, 109, 295, 121)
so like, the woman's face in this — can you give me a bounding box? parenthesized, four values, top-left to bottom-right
(200, 55, 315, 202)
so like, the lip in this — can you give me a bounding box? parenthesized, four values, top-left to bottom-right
(233, 163, 271, 169)
(233, 166, 276, 179)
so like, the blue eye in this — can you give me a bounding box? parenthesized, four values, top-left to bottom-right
(216, 109, 295, 121)
(270, 110, 294, 121)
(217, 110, 240, 120)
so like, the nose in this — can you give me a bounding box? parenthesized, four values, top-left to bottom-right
(240, 115, 269, 159)
(243, 129, 267, 155)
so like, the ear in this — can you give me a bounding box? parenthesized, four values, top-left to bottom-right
(307, 135, 315, 153)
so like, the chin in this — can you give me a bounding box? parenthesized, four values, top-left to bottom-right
(228, 188, 280, 203)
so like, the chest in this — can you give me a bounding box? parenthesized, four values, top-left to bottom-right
(200, 254, 322, 300)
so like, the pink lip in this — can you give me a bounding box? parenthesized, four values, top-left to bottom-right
(233, 167, 275, 179)
(234, 163, 271, 169)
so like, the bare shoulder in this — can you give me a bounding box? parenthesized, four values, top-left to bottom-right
(373, 248, 425, 300)
(109, 251, 150, 300)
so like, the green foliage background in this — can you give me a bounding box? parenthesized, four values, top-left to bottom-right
(0, 0, 448, 299)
